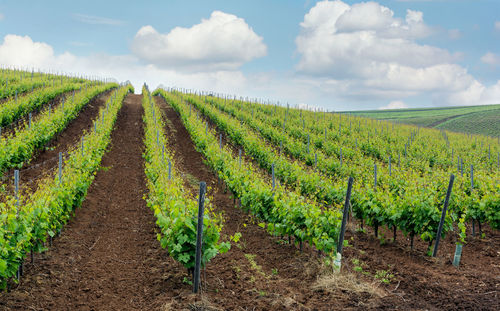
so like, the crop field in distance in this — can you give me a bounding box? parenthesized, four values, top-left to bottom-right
(348, 104, 500, 137)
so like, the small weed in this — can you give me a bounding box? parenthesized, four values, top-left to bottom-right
(356, 227, 366, 233)
(182, 276, 193, 285)
(230, 232, 243, 249)
(230, 232, 242, 243)
(259, 290, 267, 297)
(272, 268, 278, 275)
(99, 165, 112, 172)
(375, 269, 394, 284)
(275, 238, 289, 245)
(233, 265, 241, 279)
(351, 258, 368, 273)
(245, 254, 265, 277)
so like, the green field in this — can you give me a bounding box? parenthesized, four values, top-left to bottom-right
(348, 104, 500, 137)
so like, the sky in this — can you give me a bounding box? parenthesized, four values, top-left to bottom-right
(0, 0, 499, 111)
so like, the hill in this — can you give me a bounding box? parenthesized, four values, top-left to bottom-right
(348, 104, 500, 137)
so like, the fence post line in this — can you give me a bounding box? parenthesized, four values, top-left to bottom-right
(389, 155, 391, 176)
(433, 174, 455, 257)
(58, 152, 62, 184)
(337, 177, 354, 255)
(470, 164, 474, 190)
(272, 163, 275, 190)
(14, 170, 20, 213)
(193, 181, 207, 294)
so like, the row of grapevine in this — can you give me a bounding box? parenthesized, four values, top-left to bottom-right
(0, 80, 89, 128)
(200, 93, 498, 184)
(0, 82, 118, 175)
(154, 89, 345, 255)
(213, 96, 500, 235)
(181, 92, 347, 207)
(0, 73, 79, 101)
(142, 86, 229, 271)
(0, 84, 133, 288)
(214, 94, 499, 176)
(170, 90, 499, 249)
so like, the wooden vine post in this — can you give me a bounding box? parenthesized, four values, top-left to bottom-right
(432, 174, 455, 257)
(335, 177, 354, 272)
(193, 182, 207, 294)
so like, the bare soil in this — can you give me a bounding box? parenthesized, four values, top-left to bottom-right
(0, 94, 496, 310)
(156, 96, 499, 311)
(0, 94, 176, 310)
(156, 97, 387, 310)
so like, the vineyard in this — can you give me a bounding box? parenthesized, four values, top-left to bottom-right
(350, 104, 500, 137)
(0, 69, 498, 310)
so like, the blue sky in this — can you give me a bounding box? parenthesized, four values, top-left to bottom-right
(0, 0, 499, 110)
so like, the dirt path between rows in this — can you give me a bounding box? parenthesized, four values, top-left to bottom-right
(156, 96, 388, 310)
(157, 95, 499, 311)
(0, 94, 174, 310)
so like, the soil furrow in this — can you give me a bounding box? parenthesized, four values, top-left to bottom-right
(156, 96, 386, 310)
(0, 93, 174, 310)
(157, 95, 499, 311)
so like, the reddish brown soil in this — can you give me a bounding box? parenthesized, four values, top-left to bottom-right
(0, 94, 176, 310)
(155, 97, 384, 310)
(157, 96, 499, 310)
(344, 223, 500, 311)
(0, 93, 496, 310)
(1, 90, 113, 193)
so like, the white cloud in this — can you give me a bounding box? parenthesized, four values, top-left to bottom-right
(295, 0, 499, 107)
(296, 1, 444, 78)
(495, 21, 500, 32)
(131, 11, 267, 72)
(73, 14, 124, 26)
(0, 34, 251, 96)
(0, 35, 60, 68)
(439, 80, 500, 106)
(379, 100, 408, 110)
(481, 52, 500, 66)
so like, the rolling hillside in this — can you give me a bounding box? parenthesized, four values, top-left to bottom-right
(348, 104, 500, 137)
